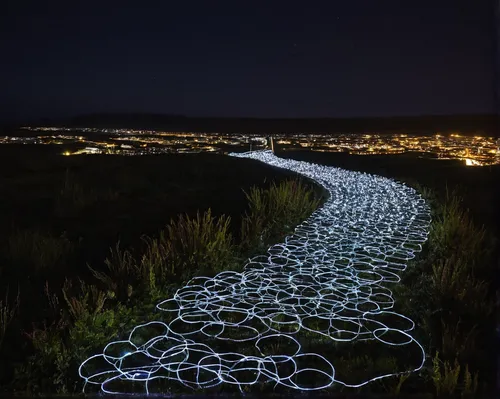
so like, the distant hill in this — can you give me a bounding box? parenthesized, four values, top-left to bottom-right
(23, 113, 500, 135)
(68, 113, 188, 128)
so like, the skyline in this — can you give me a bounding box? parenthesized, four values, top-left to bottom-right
(1, 0, 498, 122)
(10, 125, 500, 167)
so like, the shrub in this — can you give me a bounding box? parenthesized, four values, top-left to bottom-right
(88, 242, 139, 302)
(432, 351, 460, 396)
(241, 179, 321, 252)
(397, 186, 495, 394)
(13, 281, 138, 394)
(432, 351, 478, 397)
(90, 210, 235, 299)
(140, 232, 176, 296)
(431, 256, 492, 318)
(62, 279, 107, 321)
(462, 363, 479, 397)
(439, 318, 478, 361)
(162, 209, 235, 278)
(429, 188, 489, 266)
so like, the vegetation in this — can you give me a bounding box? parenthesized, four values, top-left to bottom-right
(0, 146, 497, 397)
(162, 210, 235, 278)
(0, 289, 19, 350)
(282, 150, 498, 396)
(391, 188, 496, 397)
(6, 229, 74, 274)
(240, 179, 321, 254)
(0, 148, 323, 394)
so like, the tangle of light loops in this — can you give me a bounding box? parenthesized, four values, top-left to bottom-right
(79, 150, 431, 394)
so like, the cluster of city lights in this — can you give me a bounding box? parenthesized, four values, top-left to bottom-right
(3, 127, 499, 165)
(79, 151, 431, 394)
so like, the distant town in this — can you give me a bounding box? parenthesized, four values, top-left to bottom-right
(1, 126, 499, 166)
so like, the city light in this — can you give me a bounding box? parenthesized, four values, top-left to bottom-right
(79, 151, 431, 394)
(2, 127, 498, 166)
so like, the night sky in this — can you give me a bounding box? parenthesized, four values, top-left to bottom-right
(1, 0, 497, 122)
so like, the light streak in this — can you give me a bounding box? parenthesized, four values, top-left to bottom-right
(79, 150, 431, 394)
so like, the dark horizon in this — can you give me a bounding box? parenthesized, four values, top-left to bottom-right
(4, 111, 498, 136)
(5, 111, 499, 122)
(1, 0, 498, 122)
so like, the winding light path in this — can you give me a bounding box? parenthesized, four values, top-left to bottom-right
(79, 150, 431, 394)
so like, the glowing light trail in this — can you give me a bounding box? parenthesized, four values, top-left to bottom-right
(79, 150, 431, 394)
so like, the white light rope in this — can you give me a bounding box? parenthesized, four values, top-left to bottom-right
(79, 150, 431, 394)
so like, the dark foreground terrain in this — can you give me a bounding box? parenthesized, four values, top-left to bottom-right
(0, 145, 304, 270)
(0, 145, 325, 394)
(0, 145, 497, 397)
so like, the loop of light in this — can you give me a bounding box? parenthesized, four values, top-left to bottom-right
(79, 150, 431, 394)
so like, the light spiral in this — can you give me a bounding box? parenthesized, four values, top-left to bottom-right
(79, 150, 431, 394)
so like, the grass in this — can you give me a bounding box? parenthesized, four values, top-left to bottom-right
(6, 229, 74, 273)
(0, 147, 315, 393)
(0, 145, 497, 396)
(88, 242, 139, 302)
(55, 168, 120, 216)
(392, 188, 495, 396)
(431, 351, 479, 397)
(241, 179, 322, 253)
(163, 209, 235, 278)
(89, 210, 236, 300)
(21, 191, 317, 394)
(0, 146, 303, 270)
(0, 146, 324, 394)
(62, 279, 108, 322)
(428, 187, 490, 265)
(280, 150, 498, 396)
(0, 288, 20, 349)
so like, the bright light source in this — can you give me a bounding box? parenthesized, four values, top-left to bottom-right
(465, 158, 481, 166)
(79, 150, 430, 394)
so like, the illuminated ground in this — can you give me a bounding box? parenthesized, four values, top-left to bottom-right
(79, 151, 431, 394)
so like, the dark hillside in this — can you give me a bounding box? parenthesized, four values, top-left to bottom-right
(27, 113, 499, 136)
